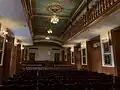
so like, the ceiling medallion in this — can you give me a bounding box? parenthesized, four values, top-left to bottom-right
(47, 3, 63, 13)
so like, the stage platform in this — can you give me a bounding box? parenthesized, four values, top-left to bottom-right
(21, 64, 76, 70)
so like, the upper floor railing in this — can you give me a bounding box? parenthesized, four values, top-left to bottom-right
(62, 0, 120, 40)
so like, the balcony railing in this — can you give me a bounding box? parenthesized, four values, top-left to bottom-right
(62, 0, 120, 40)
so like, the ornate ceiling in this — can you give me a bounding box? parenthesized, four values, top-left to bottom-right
(22, 0, 84, 46)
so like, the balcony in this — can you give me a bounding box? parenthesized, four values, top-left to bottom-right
(62, 0, 120, 41)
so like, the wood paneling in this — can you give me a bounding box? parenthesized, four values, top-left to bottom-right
(74, 44, 81, 70)
(3, 42, 12, 81)
(16, 44, 21, 73)
(67, 48, 71, 65)
(102, 67, 116, 76)
(9, 46, 17, 77)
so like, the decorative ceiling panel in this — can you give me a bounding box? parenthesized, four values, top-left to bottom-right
(23, 0, 84, 45)
(30, 0, 83, 36)
(34, 0, 78, 16)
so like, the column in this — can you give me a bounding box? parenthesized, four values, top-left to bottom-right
(67, 47, 71, 65)
(16, 44, 21, 73)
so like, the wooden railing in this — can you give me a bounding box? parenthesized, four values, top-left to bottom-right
(62, 0, 120, 40)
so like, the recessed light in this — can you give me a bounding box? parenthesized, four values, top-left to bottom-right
(45, 37, 50, 40)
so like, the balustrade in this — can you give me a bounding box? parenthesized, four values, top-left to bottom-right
(63, 0, 120, 40)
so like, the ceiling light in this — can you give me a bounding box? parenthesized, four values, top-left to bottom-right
(47, 29, 52, 34)
(45, 37, 50, 40)
(51, 15, 59, 24)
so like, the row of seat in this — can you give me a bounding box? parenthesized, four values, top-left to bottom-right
(1, 69, 120, 90)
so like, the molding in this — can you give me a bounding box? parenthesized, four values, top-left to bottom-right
(34, 39, 62, 46)
(21, 0, 34, 37)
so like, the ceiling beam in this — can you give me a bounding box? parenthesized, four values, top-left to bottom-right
(64, 0, 85, 31)
(62, 0, 93, 37)
(33, 40, 62, 46)
(33, 26, 57, 29)
(31, 14, 72, 21)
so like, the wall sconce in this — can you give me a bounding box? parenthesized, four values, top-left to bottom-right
(81, 41, 86, 48)
(93, 42, 100, 48)
(3, 30, 8, 35)
(81, 43, 86, 48)
(0, 25, 8, 36)
(70, 47, 74, 52)
(6, 39, 8, 42)
(14, 38, 21, 46)
(21, 45, 24, 50)
(0, 30, 8, 36)
(101, 34, 109, 42)
(48, 51, 51, 55)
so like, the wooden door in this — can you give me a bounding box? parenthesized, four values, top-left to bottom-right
(54, 53, 60, 62)
(29, 53, 35, 61)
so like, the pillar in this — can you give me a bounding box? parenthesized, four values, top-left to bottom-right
(16, 44, 21, 73)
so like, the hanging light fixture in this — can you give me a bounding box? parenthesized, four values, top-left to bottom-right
(45, 37, 50, 40)
(47, 2, 64, 24)
(47, 29, 52, 34)
(51, 15, 59, 24)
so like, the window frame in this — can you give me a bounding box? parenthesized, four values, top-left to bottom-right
(81, 48, 87, 65)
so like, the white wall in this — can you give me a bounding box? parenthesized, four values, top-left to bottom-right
(28, 46, 62, 61)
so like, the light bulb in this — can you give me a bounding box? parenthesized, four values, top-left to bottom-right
(45, 37, 50, 40)
(51, 15, 59, 24)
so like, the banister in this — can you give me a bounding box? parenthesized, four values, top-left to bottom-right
(62, 0, 120, 41)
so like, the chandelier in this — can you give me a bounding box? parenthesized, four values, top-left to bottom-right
(47, 29, 52, 33)
(47, 2, 63, 24)
(51, 15, 59, 24)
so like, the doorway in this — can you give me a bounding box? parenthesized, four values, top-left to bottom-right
(54, 53, 60, 63)
(87, 36, 102, 72)
(29, 53, 35, 62)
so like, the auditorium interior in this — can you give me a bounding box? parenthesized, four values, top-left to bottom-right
(0, 0, 120, 89)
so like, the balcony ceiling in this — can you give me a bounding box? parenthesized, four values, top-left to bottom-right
(24, 0, 84, 46)
(64, 8, 120, 47)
